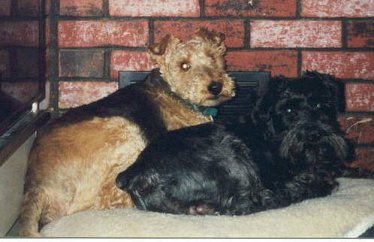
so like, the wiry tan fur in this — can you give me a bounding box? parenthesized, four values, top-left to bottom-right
(19, 28, 235, 236)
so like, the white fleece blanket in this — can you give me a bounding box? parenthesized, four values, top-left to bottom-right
(41, 178, 374, 238)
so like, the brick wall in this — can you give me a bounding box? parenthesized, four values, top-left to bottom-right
(3, 0, 374, 167)
(0, 0, 43, 106)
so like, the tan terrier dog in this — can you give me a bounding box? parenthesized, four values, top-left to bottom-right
(18, 28, 235, 236)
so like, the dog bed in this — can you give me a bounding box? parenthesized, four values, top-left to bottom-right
(40, 178, 374, 238)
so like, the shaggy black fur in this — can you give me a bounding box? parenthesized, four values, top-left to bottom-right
(118, 123, 277, 215)
(116, 71, 372, 216)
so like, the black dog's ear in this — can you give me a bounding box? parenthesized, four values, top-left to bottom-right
(303, 71, 346, 112)
(251, 76, 289, 126)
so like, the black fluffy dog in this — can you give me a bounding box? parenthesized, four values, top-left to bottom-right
(116, 71, 370, 216)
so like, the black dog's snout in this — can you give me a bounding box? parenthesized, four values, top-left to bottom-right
(116, 172, 129, 190)
(307, 131, 322, 142)
(115, 176, 124, 189)
(304, 127, 329, 143)
(208, 81, 223, 96)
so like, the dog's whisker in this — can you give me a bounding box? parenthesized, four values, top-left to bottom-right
(279, 129, 298, 159)
(132, 190, 147, 211)
(325, 134, 348, 160)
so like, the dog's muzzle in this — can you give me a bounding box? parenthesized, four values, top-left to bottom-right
(116, 173, 128, 190)
(279, 123, 348, 162)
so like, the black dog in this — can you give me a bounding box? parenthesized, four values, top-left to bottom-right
(116, 71, 371, 216)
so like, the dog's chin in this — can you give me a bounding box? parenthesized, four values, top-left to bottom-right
(199, 95, 233, 107)
(279, 131, 349, 164)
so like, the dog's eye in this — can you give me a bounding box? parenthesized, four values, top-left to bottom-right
(181, 63, 191, 71)
(285, 108, 293, 113)
(315, 103, 322, 109)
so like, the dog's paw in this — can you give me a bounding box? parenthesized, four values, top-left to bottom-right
(188, 203, 216, 215)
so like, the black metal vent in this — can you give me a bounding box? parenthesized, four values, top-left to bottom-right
(119, 71, 270, 123)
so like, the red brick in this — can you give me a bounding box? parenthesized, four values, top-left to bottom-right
(205, 0, 296, 17)
(58, 20, 149, 48)
(17, 0, 39, 16)
(0, 50, 10, 78)
(301, 0, 374, 17)
(0, 21, 39, 47)
(0, 0, 11, 16)
(110, 51, 155, 79)
(339, 116, 374, 145)
(347, 20, 374, 48)
(302, 52, 374, 80)
(349, 147, 374, 172)
(225, 51, 298, 77)
(154, 20, 245, 48)
(59, 50, 105, 78)
(346, 83, 374, 112)
(109, 0, 200, 17)
(251, 20, 341, 48)
(60, 0, 103, 16)
(58, 81, 118, 109)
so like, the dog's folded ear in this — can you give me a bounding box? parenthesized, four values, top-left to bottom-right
(149, 34, 170, 55)
(148, 34, 181, 64)
(303, 71, 346, 112)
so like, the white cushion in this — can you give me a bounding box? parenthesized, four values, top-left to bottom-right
(0, 136, 34, 236)
(41, 178, 374, 238)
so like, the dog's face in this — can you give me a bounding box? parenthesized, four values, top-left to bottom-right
(252, 72, 350, 165)
(117, 155, 267, 216)
(148, 28, 235, 107)
(116, 164, 220, 215)
(116, 149, 225, 216)
(116, 124, 269, 216)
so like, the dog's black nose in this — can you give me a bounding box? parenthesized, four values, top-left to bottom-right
(307, 132, 322, 142)
(208, 81, 223, 96)
(116, 173, 128, 190)
(116, 177, 124, 189)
